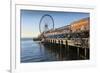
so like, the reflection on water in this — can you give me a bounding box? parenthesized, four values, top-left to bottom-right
(21, 38, 88, 63)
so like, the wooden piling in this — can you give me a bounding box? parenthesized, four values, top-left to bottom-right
(84, 48, 87, 59)
(77, 47, 80, 58)
(65, 40, 68, 48)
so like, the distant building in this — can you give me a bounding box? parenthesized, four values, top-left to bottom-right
(70, 17, 90, 33)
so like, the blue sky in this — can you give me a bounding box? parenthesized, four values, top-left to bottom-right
(21, 10, 89, 38)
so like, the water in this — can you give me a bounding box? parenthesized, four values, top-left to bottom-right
(21, 38, 87, 63)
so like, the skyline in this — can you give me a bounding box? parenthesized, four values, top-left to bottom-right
(21, 10, 89, 38)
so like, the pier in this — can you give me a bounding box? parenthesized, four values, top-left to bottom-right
(38, 17, 90, 60)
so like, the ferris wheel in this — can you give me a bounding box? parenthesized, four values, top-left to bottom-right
(39, 14, 54, 33)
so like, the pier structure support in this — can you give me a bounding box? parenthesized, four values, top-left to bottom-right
(58, 40, 60, 48)
(50, 39, 52, 43)
(61, 40, 63, 47)
(45, 38, 89, 59)
(76, 46, 90, 59)
(54, 40, 56, 45)
(53, 40, 55, 45)
(65, 40, 68, 48)
(51, 39, 53, 45)
(84, 48, 87, 59)
(77, 47, 80, 58)
(84, 47, 89, 59)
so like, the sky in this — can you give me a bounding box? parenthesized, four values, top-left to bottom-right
(21, 10, 89, 38)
